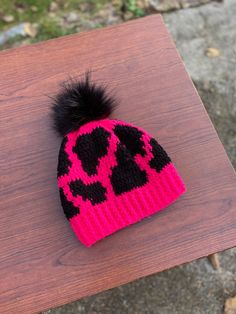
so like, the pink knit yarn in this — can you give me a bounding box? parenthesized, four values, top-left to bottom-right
(58, 119, 186, 246)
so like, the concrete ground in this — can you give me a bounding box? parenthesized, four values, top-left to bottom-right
(45, 1, 236, 313)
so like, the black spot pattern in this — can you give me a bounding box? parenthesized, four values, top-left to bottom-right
(59, 188, 80, 219)
(110, 144, 148, 196)
(149, 138, 171, 173)
(114, 125, 146, 157)
(70, 179, 107, 205)
(73, 127, 110, 176)
(57, 136, 72, 177)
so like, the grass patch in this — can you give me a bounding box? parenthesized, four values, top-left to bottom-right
(126, 0, 145, 17)
(0, 0, 123, 49)
(0, 0, 111, 31)
(0, 0, 52, 30)
(31, 18, 75, 42)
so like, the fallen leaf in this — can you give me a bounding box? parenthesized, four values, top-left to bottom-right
(16, 8, 25, 14)
(224, 296, 236, 314)
(2, 15, 15, 23)
(31, 6, 38, 12)
(79, 2, 95, 12)
(207, 253, 220, 269)
(49, 2, 59, 12)
(24, 23, 38, 38)
(48, 12, 56, 18)
(206, 47, 221, 57)
(65, 12, 80, 23)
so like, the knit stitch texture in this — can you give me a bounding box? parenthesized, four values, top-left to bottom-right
(57, 119, 186, 246)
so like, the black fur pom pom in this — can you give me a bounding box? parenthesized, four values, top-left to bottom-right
(52, 73, 116, 136)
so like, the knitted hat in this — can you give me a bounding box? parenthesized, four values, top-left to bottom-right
(52, 73, 186, 247)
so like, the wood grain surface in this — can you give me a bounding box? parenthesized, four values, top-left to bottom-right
(0, 15, 236, 314)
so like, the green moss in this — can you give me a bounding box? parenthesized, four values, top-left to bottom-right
(32, 18, 75, 42)
(126, 0, 145, 17)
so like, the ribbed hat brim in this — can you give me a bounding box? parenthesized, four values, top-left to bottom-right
(70, 162, 186, 247)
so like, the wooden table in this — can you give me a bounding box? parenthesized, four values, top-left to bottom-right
(0, 15, 236, 314)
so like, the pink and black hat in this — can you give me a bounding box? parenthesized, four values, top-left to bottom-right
(52, 73, 186, 247)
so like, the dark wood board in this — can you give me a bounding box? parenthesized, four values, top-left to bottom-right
(0, 15, 236, 314)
